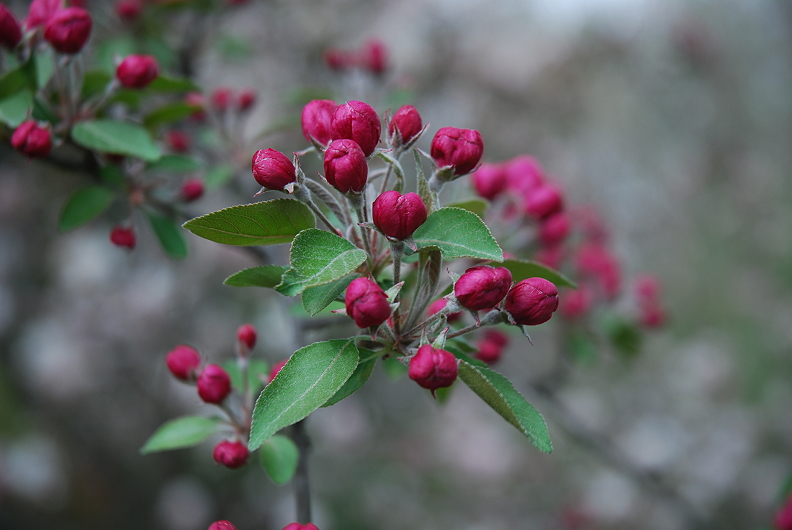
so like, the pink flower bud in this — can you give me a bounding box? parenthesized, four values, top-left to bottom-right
(428, 298, 461, 324)
(388, 105, 422, 147)
(208, 521, 237, 530)
(213, 440, 249, 469)
(116, 54, 159, 89)
(211, 87, 233, 112)
(324, 48, 352, 71)
(43, 7, 91, 54)
(115, 0, 142, 20)
(236, 323, 256, 350)
(196, 364, 232, 404)
(251, 148, 296, 191)
(639, 304, 666, 328)
(268, 359, 288, 383)
(525, 183, 563, 220)
(109, 226, 136, 249)
(330, 100, 381, 157)
(165, 344, 201, 381)
(430, 127, 484, 177)
(282, 524, 320, 530)
(165, 130, 190, 153)
(559, 287, 592, 320)
(504, 277, 559, 326)
(0, 4, 22, 49)
(237, 89, 256, 112)
(408, 344, 458, 391)
(538, 212, 570, 246)
(536, 244, 564, 270)
(372, 191, 427, 240)
(472, 162, 507, 201)
(180, 178, 204, 202)
(775, 494, 792, 530)
(301, 99, 336, 147)
(475, 329, 509, 364)
(25, 0, 63, 29)
(345, 277, 391, 329)
(361, 39, 387, 75)
(323, 139, 368, 194)
(454, 266, 513, 312)
(505, 155, 543, 196)
(575, 243, 621, 300)
(11, 121, 52, 158)
(634, 274, 661, 305)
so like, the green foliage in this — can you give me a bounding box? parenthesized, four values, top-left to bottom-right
(140, 416, 222, 454)
(446, 199, 487, 218)
(144, 102, 201, 129)
(72, 120, 162, 162)
(260, 434, 299, 485)
(602, 316, 642, 358)
(146, 154, 203, 173)
(497, 258, 576, 288)
(147, 213, 188, 259)
(0, 90, 33, 128)
(411, 207, 503, 261)
(224, 266, 289, 288)
(204, 165, 235, 189)
(222, 359, 270, 394)
(58, 186, 116, 232)
(322, 349, 379, 407)
(147, 76, 200, 93)
(302, 273, 360, 316)
(381, 357, 408, 379)
(0, 56, 38, 99)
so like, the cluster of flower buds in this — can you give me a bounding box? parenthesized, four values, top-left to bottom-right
(324, 39, 388, 76)
(4, 0, 93, 54)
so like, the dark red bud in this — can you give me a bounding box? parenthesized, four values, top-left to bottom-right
(361, 39, 387, 75)
(283, 524, 320, 530)
(166, 130, 190, 153)
(11, 121, 52, 158)
(213, 440, 249, 469)
(538, 212, 570, 246)
(25, 0, 63, 29)
(428, 298, 461, 324)
(301, 99, 336, 147)
(525, 183, 563, 220)
(268, 359, 288, 383)
(475, 330, 509, 364)
(345, 277, 391, 328)
(372, 191, 427, 240)
(472, 162, 507, 201)
(236, 323, 256, 350)
(116, 54, 159, 89)
(408, 344, 458, 391)
(196, 364, 232, 404)
(330, 100, 381, 157)
(211, 87, 233, 112)
(208, 521, 238, 530)
(180, 178, 204, 202)
(504, 277, 559, 326)
(251, 148, 296, 191)
(323, 139, 368, 194)
(454, 266, 513, 312)
(430, 127, 484, 176)
(43, 7, 91, 54)
(114, 0, 142, 20)
(388, 105, 422, 147)
(165, 344, 201, 380)
(237, 89, 256, 112)
(109, 226, 136, 249)
(0, 4, 22, 49)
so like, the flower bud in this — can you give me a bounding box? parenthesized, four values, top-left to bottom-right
(504, 277, 559, 326)
(330, 100, 381, 157)
(0, 4, 22, 49)
(428, 298, 461, 324)
(345, 277, 391, 329)
(639, 304, 666, 328)
(180, 178, 204, 202)
(372, 191, 427, 240)
(211, 87, 233, 112)
(634, 274, 661, 305)
(775, 494, 792, 530)
(236, 323, 256, 350)
(430, 127, 484, 177)
(25, 0, 63, 29)
(472, 162, 507, 201)
(388, 105, 422, 147)
(208, 521, 237, 530)
(268, 359, 288, 383)
(237, 89, 256, 112)
(575, 243, 621, 300)
(301, 99, 336, 147)
(282, 524, 319, 530)
(166, 130, 190, 153)
(559, 287, 592, 320)
(475, 329, 509, 364)
(115, 0, 142, 21)
(109, 226, 136, 249)
(361, 39, 387, 75)
(251, 148, 296, 191)
(43, 7, 91, 54)
(116, 54, 159, 89)
(196, 364, 232, 404)
(11, 121, 52, 158)
(323, 139, 368, 194)
(408, 344, 458, 391)
(504, 155, 543, 196)
(165, 345, 201, 381)
(324, 48, 352, 71)
(454, 266, 513, 312)
(213, 440, 249, 469)
(536, 244, 564, 270)
(538, 212, 570, 246)
(525, 183, 563, 220)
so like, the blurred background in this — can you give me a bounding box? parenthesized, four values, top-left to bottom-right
(1, 0, 792, 529)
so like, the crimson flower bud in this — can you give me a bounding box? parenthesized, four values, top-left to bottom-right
(388, 105, 422, 147)
(165, 344, 201, 381)
(525, 183, 563, 220)
(323, 139, 368, 194)
(211, 87, 233, 112)
(25, 0, 63, 29)
(109, 226, 136, 249)
(251, 148, 296, 191)
(11, 121, 52, 158)
(330, 100, 381, 157)
(361, 39, 387, 75)
(301, 99, 336, 147)
(538, 212, 570, 246)
(43, 7, 91, 54)
(454, 266, 513, 312)
(372, 191, 427, 240)
(472, 162, 507, 201)
(475, 329, 509, 364)
(430, 127, 484, 177)
(166, 130, 190, 153)
(345, 277, 391, 329)
(505, 154, 544, 195)
(196, 364, 232, 404)
(116, 54, 158, 89)
(115, 0, 142, 20)
(268, 359, 288, 383)
(282, 524, 320, 530)
(428, 298, 461, 324)
(0, 4, 22, 49)
(408, 344, 458, 391)
(236, 323, 256, 350)
(213, 440, 249, 469)
(504, 277, 559, 326)
(180, 178, 204, 202)
(559, 287, 592, 320)
(208, 521, 237, 530)
(237, 89, 256, 112)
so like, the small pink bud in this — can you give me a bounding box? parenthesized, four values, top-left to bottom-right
(454, 266, 513, 312)
(236, 324, 256, 350)
(504, 277, 559, 326)
(372, 190, 427, 240)
(323, 139, 368, 194)
(116, 54, 159, 89)
(301, 99, 337, 147)
(388, 105, 422, 147)
(196, 364, 232, 404)
(251, 148, 296, 191)
(538, 212, 570, 246)
(109, 226, 136, 249)
(237, 89, 256, 112)
(559, 287, 592, 320)
(283, 524, 320, 530)
(324, 48, 352, 71)
(43, 7, 91, 54)
(213, 440, 249, 469)
(11, 121, 52, 158)
(525, 183, 564, 220)
(211, 87, 233, 112)
(330, 100, 381, 157)
(25, 0, 63, 29)
(0, 4, 22, 49)
(208, 522, 237, 530)
(472, 162, 507, 201)
(639, 304, 666, 328)
(504, 155, 544, 195)
(165, 130, 190, 153)
(428, 298, 461, 324)
(180, 178, 204, 202)
(165, 344, 201, 381)
(475, 329, 509, 364)
(408, 344, 458, 392)
(115, 0, 142, 20)
(634, 274, 661, 304)
(345, 277, 391, 329)
(361, 39, 387, 75)
(268, 359, 288, 383)
(430, 127, 484, 177)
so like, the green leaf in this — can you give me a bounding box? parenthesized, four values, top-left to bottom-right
(204, 165, 235, 189)
(32, 97, 57, 123)
(248, 339, 359, 450)
(183, 199, 315, 247)
(143, 102, 200, 129)
(446, 199, 487, 218)
(140, 416, 222, 454)
(0, 90, 33, 128)
(34, 51, 54, 89)
(381, 357, 408, 379)
(81, 70, 113, 99)
(415, 149, 436, 214)
(0, 58, 37, 99)
(322, 349, 377, 407)
(224, 265, 288, 288)
(302, 273, 359, 316)
(58, 186, 116, 232)
(260, 434, 299, 485)
(445, 345, 488, 368)
(147, 76, 200, 93)
(276, 229, 367, 296)
(601, 315, 642, 359)
(496, 258, 576, 289)
(147, 213, 188, 259)
(458, 361, 552, 452)
(146, 154, 203, 173)
(222, 359, 270, 394)
(411, 207, 502, 261)
(72, 120, 161, 162)
(99, 164, 126, 187)
(96, 36, 137, 73)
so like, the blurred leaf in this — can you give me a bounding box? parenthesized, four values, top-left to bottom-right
(222, 359, 270, 394)
(383, 88, 414, 110)
(0, 58, 37, 99)
(322, 348, 378, 407)
(224, 265, 289, 288)
(183, 199, 315, 246)
(411, 207, 503, 261)
(58, 186, 116, 232)
(81, 70, 113, 99)
(215, 36, 253, 61)
(96, 37, 137, 73)
(446, 199, 487, 218)
(566, 330, 598, 365)
(140, 416, 222, 454)
(147, 212, 188, 259)
(249, 339, 358, 450)
(496, 258, 576, 289)
(141, 36, 177, 70)
(458, 361, 552, 452)
(302, 273, 359, 316)
(146, 154, 203, 173)
(285, 86, 335, 107)
(602, 316, 642, 359)
(434, 382, 455, 404)
(72, 120, 161, 162)
(110, 89, 143, 109)
(381, 357, 408, 379)
(143, 102, 200, 129)
(260, 434, 299, 485)
(147, 76, 200, 93)
(445, 345, 487, 368)
(32, 97, 57, 123)
(99, 164, 126, 187)
(204, 165, 235, 189)
(0, 90, 33, 128)
(34, 51, 54, 89)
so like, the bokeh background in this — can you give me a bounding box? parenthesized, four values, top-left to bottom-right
(2, 0, 792, 529)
